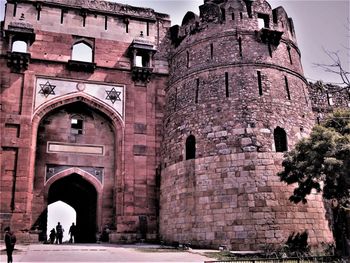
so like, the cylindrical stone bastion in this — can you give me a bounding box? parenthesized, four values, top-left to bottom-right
(159, 0, 333, 250)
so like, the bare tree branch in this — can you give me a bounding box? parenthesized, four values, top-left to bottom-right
(313, 20, 350, 92)
(314, 49, 350, 92)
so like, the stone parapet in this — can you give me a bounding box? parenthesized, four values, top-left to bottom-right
(10, 0, 169, 20)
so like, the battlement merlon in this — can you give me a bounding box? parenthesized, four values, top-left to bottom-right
(6, 0, 170, 22)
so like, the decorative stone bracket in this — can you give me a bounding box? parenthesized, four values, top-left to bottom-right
(67, 60, 96, 73)
(257, 28, 284, 46)
(7, 51, 31, 72)
(132, 67, 153, 82)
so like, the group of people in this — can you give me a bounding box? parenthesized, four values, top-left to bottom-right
(49, 222, 76, 244)
(3, 223, 76, 262)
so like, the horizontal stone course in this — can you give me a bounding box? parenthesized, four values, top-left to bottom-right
(160, 151, 333, 249)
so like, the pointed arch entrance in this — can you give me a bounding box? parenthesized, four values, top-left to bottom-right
(48, 173, 98, 242)
(30, 95, 124, 242)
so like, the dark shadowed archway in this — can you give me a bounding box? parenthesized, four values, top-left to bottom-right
(48, 173, 97, 243)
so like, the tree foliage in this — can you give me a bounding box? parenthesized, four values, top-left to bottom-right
(279, 109, 350, 206)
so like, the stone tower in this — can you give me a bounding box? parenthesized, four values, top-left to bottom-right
(160, 0, 333, 250)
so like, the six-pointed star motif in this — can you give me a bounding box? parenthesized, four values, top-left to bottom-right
(39, 81, 56, 98)
(105, 88, 121, 104)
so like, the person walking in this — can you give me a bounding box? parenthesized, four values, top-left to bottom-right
(4, 226, 16, 263)
(55, 222, 63, 244)
(49, 228, 56, 244)
(68, 223, 76, 243)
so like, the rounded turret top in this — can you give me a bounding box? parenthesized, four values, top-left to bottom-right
(168, 0, 302, 88)
(171, 0, 297, 48)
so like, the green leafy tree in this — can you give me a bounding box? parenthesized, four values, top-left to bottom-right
(279, 109, 350, 256)
(279, 109, 350, 206)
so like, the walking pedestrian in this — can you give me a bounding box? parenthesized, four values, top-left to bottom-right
(49, 228, 56, 244)
(55, 222, 63, 244)
(4, 226, 16, 263)
(68, 223, 76, 243)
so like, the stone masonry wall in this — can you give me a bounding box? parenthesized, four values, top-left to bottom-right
(163, 67, 313, 166)
(308, 81, 350, 122)
(160, 153, 333, 250)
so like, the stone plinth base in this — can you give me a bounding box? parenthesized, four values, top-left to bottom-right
(109, 233, 138, 244)
(14, 232, 40, 244)
(109, 233, 158, 244)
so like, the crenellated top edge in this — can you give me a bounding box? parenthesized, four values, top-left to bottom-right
(169, 0, 296, 49)
(11, 0, 170, 20)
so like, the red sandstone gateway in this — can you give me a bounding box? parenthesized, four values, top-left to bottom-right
(0, 0, 339, 250)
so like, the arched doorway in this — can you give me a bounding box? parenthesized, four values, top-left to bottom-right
(48, 173, 97, 243)
(30, 97, 124, 243)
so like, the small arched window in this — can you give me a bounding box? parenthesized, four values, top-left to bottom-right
(71, 42, 93, 62)
(12, 40, 27, 53)
(135, 51, 149, 67)
(186, 135, 196, 160)
(70, 115, 84, 135)
(274, 127, 288, 152)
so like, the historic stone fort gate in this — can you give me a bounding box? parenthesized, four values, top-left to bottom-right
(32, 97, 120, 242)
(0, 0, 168, 243)
(1, 0, 344, 250)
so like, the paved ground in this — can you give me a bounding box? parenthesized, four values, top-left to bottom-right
(0, 243, 216, 262)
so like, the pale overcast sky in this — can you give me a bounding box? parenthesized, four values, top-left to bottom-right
(1, 0, 349, 85)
